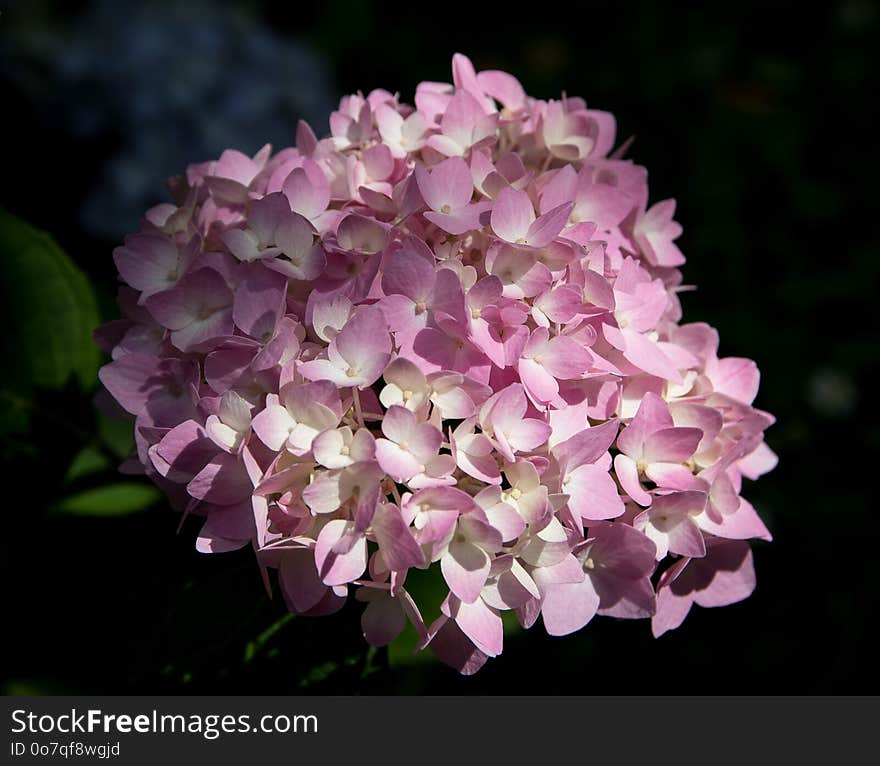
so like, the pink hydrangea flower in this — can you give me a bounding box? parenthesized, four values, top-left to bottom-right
(97, 53, 776, 675)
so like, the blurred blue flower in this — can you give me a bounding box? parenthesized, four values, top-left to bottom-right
(5, 0, 337, 240)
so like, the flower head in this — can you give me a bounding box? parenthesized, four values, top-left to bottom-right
(98, 53, 775, 674)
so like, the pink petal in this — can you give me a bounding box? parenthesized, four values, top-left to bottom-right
(371, 504, 425, 571)
(645, 462, 699, 490)
(490, 187, 535, 243)
(519, 358, 559, 404)
(524, 201, 573, 247)
(381, 241, 435, 301)
(482, 560, 539, 610)
(539, 579, 599, 636)
(153, 420, 216, 482)
(643, 426, 703, 463)
(553, 418, 619, 473)
(361, 594, 406, 647)
(594, 573, 656, 619)
(187, 452, 253, 505)
(482, 500, 526, 541)
(447, 596, 503, 657)
(424, 616, 489, 675)
(604, 324, 682, 383)
(375, 439, 421, 482)
(409, 422, 444, 460)
(279, 549, 328, 613)
(708, 357, 760, 405)
(442, 540, 490, 604)
(698, 498, 772, 542)
(380, 404, 416, 443)
(455, 437, 502, 485)
(99, 355, 198, 424)
(335, 306, 392, 374)
(651, 560, 693, 638)
(252, 404, 293, 451)
(614, 453, 652, 506)
(415, 156, 473, 212)
(534, 285, 582, 324)
(233, 264, 287, 340)
(113, 234, 189, 298)
(737, 440, 779, 480)
(477, 69, 526, 110)
(507, 418, 552, 454)
(314, 519, 368, 585)
(617, 391, 674, 458)
(691, 541, 756, 608)
(542, 335, 591, 380)
(566, 464, 624, 521)
(336, 214, 389, 255)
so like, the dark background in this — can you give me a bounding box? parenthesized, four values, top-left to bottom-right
(1, 0, 877, 694)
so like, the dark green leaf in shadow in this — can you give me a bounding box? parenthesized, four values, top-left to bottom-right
(51, 482, 161, 517)
(387, 565, 448, 668)
(0, 208, 100, 436)
(63, 445, 112, 484)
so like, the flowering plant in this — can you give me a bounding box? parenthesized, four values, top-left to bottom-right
(97, 54, 776, 674)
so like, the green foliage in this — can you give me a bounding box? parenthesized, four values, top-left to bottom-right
(0, 207, 100, 388)
(388, 565, 446, 668)
(63, 444, 112, 483)
(0, 208, 100, 436)
(51, 482, 162, 517)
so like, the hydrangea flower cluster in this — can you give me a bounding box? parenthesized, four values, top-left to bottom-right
(97, 54, 777, 674)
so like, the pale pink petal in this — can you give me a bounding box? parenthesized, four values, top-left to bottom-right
(187, 452, 253, 505)
(524, 201, 573, 247)
(314, 519, 368, 585)
(424, 616, 489, 675)
(697, 498, 772, 542)
(490, 187, 535, 243)
(335, 306, 392, 378)
(375, 439, 421, 482)
(415, 156, 474, 212)
(519, 357, 559, 404)
(614, 453, 652, 506)
(565, 464, 624, 520)
(617, 391, 674, 458)
(539, 579, 599, 636)
(507, 418, 552, 453)
(643, 427, 703, 463)
(553, 419, 619, 473)
(644, 461, 697, 491)
(441, 540, 490, 604)
(448, 596, 503, 657)
(252, 404, 294, 451)
(380, 404, 416, 444)
(371, 504, 425, 571)
(604, 324, 682, 383)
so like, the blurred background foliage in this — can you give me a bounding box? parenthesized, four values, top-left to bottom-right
(1, 0, 878, 694)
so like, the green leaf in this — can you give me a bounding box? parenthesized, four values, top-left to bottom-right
(387, 565, 448, 668)
(51, 482, 161, 517)
(297, 661, 339, 688)
(243, 613, 295, 664)
(63, 445, 112, 484)
(0, 208, 100, 394)
(388, 622, 435, 669)
(96, 411, 136, 459)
